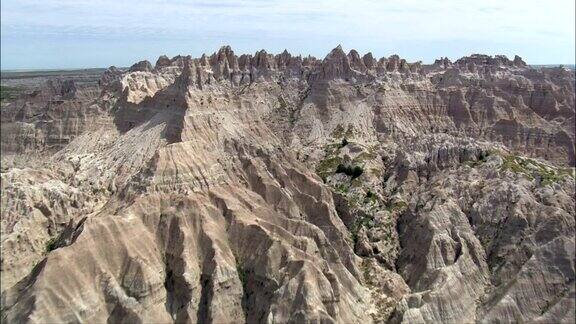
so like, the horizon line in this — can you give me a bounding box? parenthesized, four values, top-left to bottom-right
(2, 64, 575, 74)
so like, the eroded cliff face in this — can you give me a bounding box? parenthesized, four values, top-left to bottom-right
(1, 79, 104, 156)
(1, 46, 574, 323)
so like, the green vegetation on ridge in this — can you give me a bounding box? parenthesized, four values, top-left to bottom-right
(0, 85, 23, 102)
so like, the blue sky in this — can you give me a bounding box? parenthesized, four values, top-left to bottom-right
(1, 0, 575, 69)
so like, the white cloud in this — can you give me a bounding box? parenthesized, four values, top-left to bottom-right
(1, 0, 574, 68)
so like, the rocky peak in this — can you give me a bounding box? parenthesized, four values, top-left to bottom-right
(99, 66, 123, 92)
(237, 54, 252, 71)
(276, 49, 292, 68)
(42, 79, 78, 99)
(199, 54, 210, 67)
(209, 45, 237, 80)
(176, 58, 196, 89)
(117, 47, 541, 94)
(303, 55, 317, 67)
(210, 45, 234, 66)
(170, 55, 190, 68)
(129, 60, 153, 72)
(433, 57, 453, 69)
(376, 57, 388, 73)
(362, 52, 376, 70)
(155, 55, 171, 70)
(386, 55, 401, 72)
(317, 45, 353, 80)
(125, 46, 434, 86)
(455, 54, 526, 69)
(348, 49, 367, 72)
(409, 61, 422, 73)
(513, 55, 527, 67)
(253, 49, 274, 70)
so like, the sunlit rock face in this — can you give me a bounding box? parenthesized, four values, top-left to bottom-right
(1, 46, 574, 323)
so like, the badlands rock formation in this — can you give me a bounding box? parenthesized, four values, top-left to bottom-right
(1, 45, 575, 323)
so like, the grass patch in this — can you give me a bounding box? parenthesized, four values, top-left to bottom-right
(316, 156, 343, 180)
(350, 213, 375, 245)
(278, 96, 298, 125)
(237, 265, 248, 287)
(234, 253, 248, 287)
(463, 151, 491, 168)
(331, 124, 345, 138)
(500, 154, 574, 185)
(364, 190, 378, 205)
(385, 201, 408, 214)
(331, 124, 355, 138)
(0, 85, 23, 102)
(345, 125, 355, 138)
(323, 143, 342, 155)
(370, 168, 384, 177)
(353, 151, 377, 164)
(277, 96, 287, 110)
(501, 155, 533, 177)
(463, 160, 480, 168)
(316, 142, 366, 181)
(337, 189, 383, 244)
(350, 176, 364, 188)
(334, 182, 350, 194)
(540, 167, 575, 186)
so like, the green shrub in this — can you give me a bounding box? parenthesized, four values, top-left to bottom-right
(45, 237, 59, 252)
(349, 214, 375, 244)
(336, 163, 349, 174)
(352, 166, 364, 178)
(478, 151, 490, 162)
(336, 164, 364, 179)
(237, 265, 248, 287)
(364, 190, 379, 205)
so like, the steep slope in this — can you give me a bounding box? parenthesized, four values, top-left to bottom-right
(1, 46, 574, 323)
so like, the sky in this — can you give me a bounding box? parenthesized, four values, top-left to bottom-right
(1, 0, 575, 70)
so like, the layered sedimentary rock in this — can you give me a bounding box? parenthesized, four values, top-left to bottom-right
(0, 78, 103, 156)
(1, 46, 574, 323)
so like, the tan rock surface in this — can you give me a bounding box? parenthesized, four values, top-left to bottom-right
(1, 46, 574, 323)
